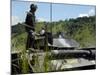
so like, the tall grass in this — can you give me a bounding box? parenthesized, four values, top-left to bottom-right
(11, 32, 66, 74)
(21, 50, 29, 73)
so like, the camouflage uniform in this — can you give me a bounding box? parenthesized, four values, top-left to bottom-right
(25, 4, 37, 50)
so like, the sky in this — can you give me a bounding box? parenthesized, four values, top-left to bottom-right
(12, 1, 96, 25)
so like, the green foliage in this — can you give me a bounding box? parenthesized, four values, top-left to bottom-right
(35, 22, 45, 32)
(73, 24, 96, 47)
(11, 16, 96, 73)
(11, 32, 27, 52)
(21, 51, 29, 73)
(11, 16, 96, 50)
(51, 16, 96, 48)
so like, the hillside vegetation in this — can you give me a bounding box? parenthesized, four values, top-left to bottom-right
(11, 16, 96, 51)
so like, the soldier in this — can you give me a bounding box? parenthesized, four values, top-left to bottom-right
(25, 4, 37, 50)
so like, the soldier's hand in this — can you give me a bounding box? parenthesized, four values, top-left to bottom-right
(32, 32, 36, 36)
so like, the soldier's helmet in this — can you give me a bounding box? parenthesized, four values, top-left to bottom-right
(30, 4, 37, 11)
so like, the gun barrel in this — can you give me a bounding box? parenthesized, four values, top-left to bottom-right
(50, 50, 95, 60)
(11, 49, 96, 61)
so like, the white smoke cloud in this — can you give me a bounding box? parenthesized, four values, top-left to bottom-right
(11, 16, 23, 25)
(78, 14, 89, 17)
(88, 9, 95, 16)
(78, 9, 95, 17)
(37, 18, 48, 22)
